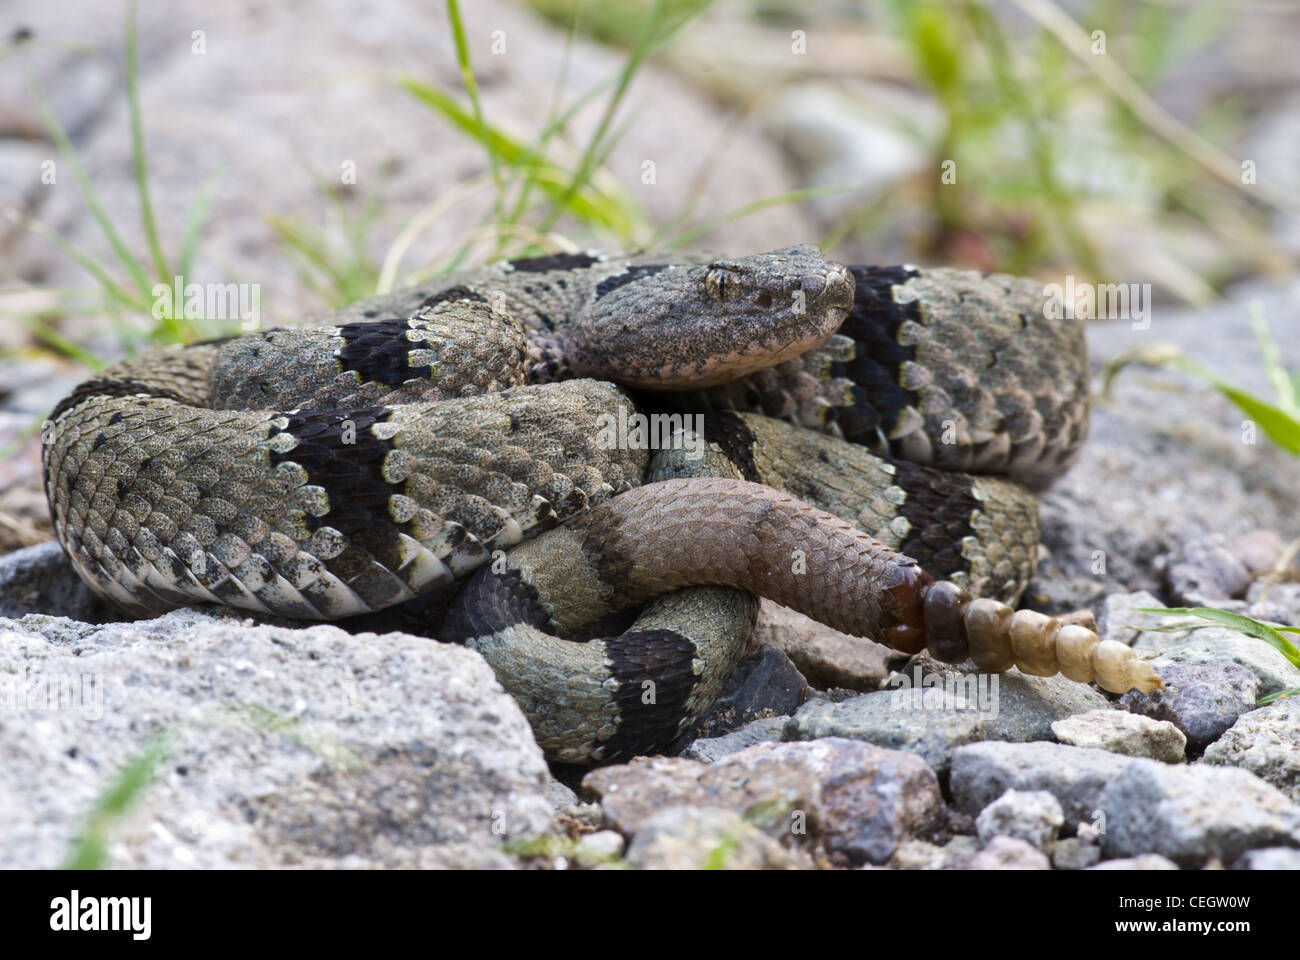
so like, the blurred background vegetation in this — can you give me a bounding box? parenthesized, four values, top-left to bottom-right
(4, 0, 1295, 356)
(1, 0, 1298, 547)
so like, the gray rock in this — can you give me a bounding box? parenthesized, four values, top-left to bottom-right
(1089, 855, 1180, 870)
(1034, 284, 1300, 614)
(572, 830, 625, 867)
(1115, 595, 1300, 698)
(756, 600, 902, 690)
(783, 689, 985, 777)
(782, 644, 1118, 780)
(1099, 591, 1183, 647)
(1246, 582, 1300, 627)
(1232, 847, 1300, 869)
(968, 835, 1052, 870)
(1099, 760, 1300, 868)
(906, 655, 1111, 743)
(950, 741, 1133, 831)
(975, 789, 1065, 851)
(1051, 837, 1102, 870)
(547, 778, 580, 810)
(791, 655, 1109, 773)
(582, 738, 943, 866)
(1051, 709, 1187, 762)
(1168, 535, 1252, 603)
(693, 646, 807, 740)
(892, 836, 985, 870)
(0, 608, 552, 869)
(624, 806, 806, 870)
(553, 802, 604, 833)
(1233, 530, 1287, 578)
(0, 542, 111, 622)
(1120, 660, 1259, 753)
(1202, 700, 1300, 801)
(682, 715, 787, 763)
(889, 839, 949, 870)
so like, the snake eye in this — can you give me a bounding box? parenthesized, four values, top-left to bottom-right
(705, 264, 744, 302)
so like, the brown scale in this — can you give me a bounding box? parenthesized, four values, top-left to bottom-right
(557, 477, 1164, 695)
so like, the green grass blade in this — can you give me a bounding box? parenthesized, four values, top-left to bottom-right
(1137, 606, 1300, 668)
(1248, 300, 1299, 416)
(446, 0, 503, 217)
(267, 213, 350, 305)
(8, 209, 147, 313)
(964, 0, 1101, 277)
(1104, 345, 1300, 456)
(65, 730, 172, 870)
(1258, 688, 1300, 705)
(398, 76, 634, 233)
(27, 83, 153, 302)
(498, 6, 580, 237)
(1174, 355, 1300, 455)
(176, 168, 224, 282)
(535, 0, 710, 235)
(124, 0, 170, 284)
(18, 312, 104, 369)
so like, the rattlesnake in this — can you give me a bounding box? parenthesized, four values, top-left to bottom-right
(44, 244, 1162, 763)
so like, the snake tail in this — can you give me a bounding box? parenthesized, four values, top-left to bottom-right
(908, 582, 1163, 694)
(444, 477, 1161, 760)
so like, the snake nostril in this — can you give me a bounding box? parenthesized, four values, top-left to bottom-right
(755, 292, 773, 309)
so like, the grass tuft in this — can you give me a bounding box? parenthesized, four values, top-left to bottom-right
(65, 730, 173, 870)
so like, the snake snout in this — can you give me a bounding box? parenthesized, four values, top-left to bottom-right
(798, 264, 854, 309)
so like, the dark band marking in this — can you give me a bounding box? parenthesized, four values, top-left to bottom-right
(336, 319, 431, 386)
(599, 629, 699, 760)
(701, 411, 761, 484)
(891, 459, 979, 579)
(268, 405, 412, 607)
(566, 503, 638, 595)
(506, 252, 601, 273)
(594, 264, 671, 300)
(443, 567, 699, 759)
(418, 285, 488, 310)
(50, 378, 192, 422)
(440, 566, 552, 644)
(827, 265, 923, 447)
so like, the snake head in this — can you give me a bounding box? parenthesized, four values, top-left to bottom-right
(568, 244, 855, 389)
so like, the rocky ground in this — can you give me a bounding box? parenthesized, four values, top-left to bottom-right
(2, 1, 1300, 869)
(5, 280, 1300, 869)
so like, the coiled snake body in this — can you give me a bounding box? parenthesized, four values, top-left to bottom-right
(44, 245, 1162, 763)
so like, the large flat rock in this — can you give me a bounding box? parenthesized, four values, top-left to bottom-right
(0, 608, 552, 868)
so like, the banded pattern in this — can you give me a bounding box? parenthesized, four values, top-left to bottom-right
(693, 265, 1090, 488)
(45, 244, 1160, 765)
